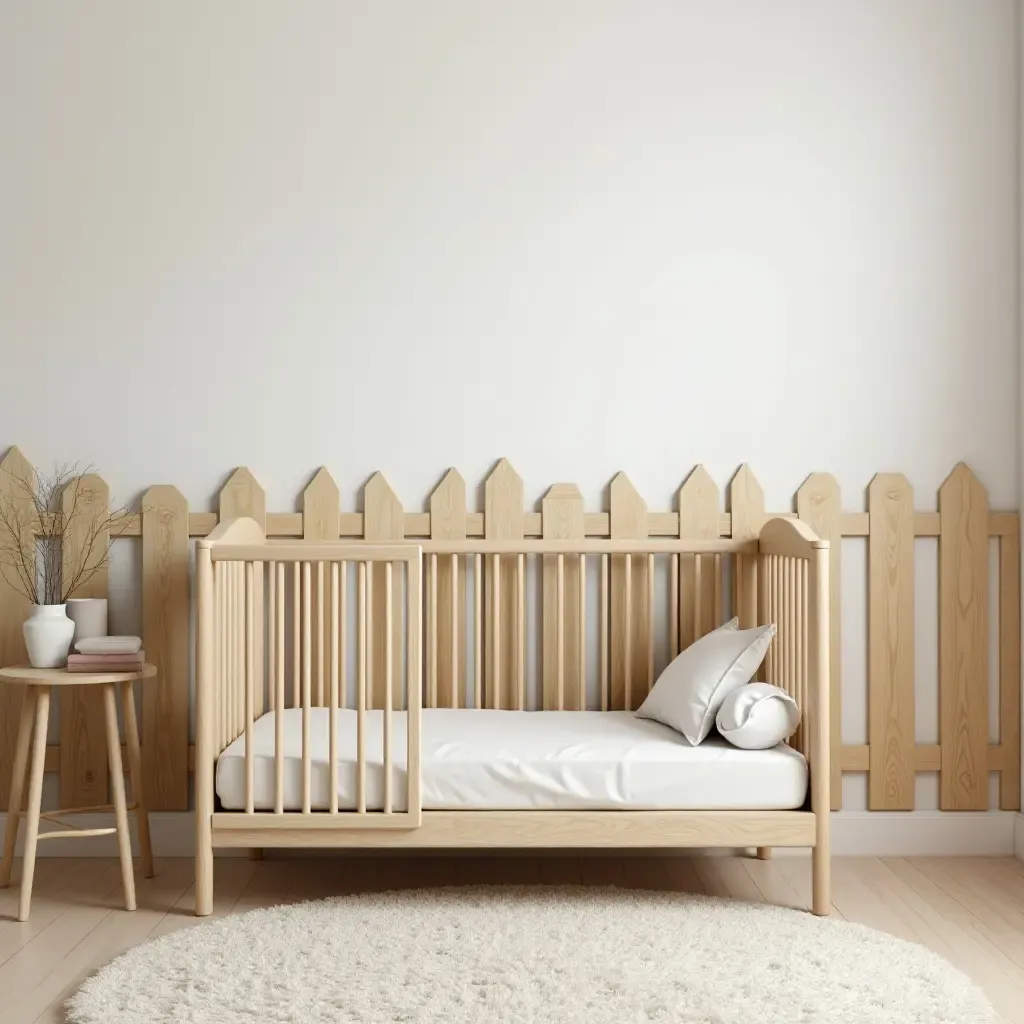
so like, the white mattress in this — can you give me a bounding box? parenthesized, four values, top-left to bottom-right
(216, 709, 808, 812)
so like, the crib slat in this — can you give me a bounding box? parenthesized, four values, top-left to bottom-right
(384, 562, 393, 815)
(800, 560, 809, 755)
(292, 562, 300, 709)
(317, 561, 325, 708)
(268, 561, 276, 715)
(647, 553, 655, 692)
(407, 552, 422, 818)
(491, 554, 500, 710)
(451, 554, 459, 709)
(714, 553, 723, 627)
(578, 554, 586, 711)
(670, 554, 679, 658)
(624, 554, 632, 711)
(330, 562, 339, 815)
(600, 553, 609, 712)
(275, 562, 285, 813)
(245, 562, 254, 814)
(557, 553, 565, 710)
(430, 553, 438, 709)
(302, 562, 312, 814)
(786, 561, 794, 704)
(474, 554, 482, 710)
(517, 553, 525, 711)
(232, 563, 240, 742)
(357, 561, 367, 813)
(215, 563, 223, 751)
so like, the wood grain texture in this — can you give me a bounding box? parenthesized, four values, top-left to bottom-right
(542, 484, 585, 709)
(678, 465, 720, 646)
(363, 473, 404, 711)
(303, 468, 340, 713)
(938, 463, 989, 811)
(998, 527, 1020, 810)
(867, 474, 915, 810)
(429, 470, 467, 709)
(141, 485, 189, 810)
(60, 474, 110, 809)
(610, 473, 648, 711)
(484, 460, 523, 710)
(797, 473, 842, 812)
(212, 810, 817, 849)
(218, 468, 266, 726)
(729, 465, 764, 630)
(218, 468, 266, 528)
(0, 447, 34, 810)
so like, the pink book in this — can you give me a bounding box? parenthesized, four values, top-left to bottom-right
(67, 652, 145, 667)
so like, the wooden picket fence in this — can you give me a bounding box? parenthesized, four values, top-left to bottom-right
(0, 447, 1018, 815)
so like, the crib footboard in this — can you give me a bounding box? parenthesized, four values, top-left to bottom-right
(194, 519, 422, 916)
(756, 517, 830, 915)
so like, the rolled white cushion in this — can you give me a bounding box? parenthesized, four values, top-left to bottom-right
(716, 683, 800, 750)
(635, 621, 775, 745)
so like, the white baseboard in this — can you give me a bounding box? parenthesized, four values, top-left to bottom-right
(0, 810, 1018, 859)
(828, 811, 1017, 857)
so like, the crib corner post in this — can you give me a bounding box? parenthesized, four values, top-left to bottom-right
(195, 541, 216, 917)
(809, 543, 831, 917)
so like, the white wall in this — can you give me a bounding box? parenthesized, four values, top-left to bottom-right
(1, 1, 1017, 511)
(1, 2, 1021, 836)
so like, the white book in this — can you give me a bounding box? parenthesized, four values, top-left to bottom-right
(74, 636, 143, 655)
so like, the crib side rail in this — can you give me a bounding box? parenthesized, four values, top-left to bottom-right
(195, 523, 423, 833)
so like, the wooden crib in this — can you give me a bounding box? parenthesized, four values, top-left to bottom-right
(195, 516, 830, 915)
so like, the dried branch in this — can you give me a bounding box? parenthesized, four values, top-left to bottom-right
(0, 461, 142, 606)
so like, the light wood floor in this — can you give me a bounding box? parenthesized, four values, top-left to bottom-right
(1, 854, 1024, 1022)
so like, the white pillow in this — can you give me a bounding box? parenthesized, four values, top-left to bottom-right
(635, 622, 775, 745)
(716, 683, 800, 750)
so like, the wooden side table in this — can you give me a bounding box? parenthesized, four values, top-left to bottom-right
(0, 664, 157, 921)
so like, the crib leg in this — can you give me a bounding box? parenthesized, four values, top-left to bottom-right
(195, 837, 214, 917)
(756, 847, 772, 860)
(811, 842, 830, 916)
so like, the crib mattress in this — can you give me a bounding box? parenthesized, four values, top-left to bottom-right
(215, 709, 808, 812)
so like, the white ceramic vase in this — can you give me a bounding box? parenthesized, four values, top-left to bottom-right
(23, 604, 76, 668)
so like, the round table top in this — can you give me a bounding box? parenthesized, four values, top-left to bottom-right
(0, 664, 157, 686)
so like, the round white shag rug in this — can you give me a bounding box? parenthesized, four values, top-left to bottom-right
(69, 886, 993, 1024)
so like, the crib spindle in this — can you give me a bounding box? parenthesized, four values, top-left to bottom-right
(407, 552, 422, 817)
(474, 553, 482, 710)
(517, 553, 525, 711)
(578, 554, 586, 711)
(301, 562, 312, 814)
(601, 553, 609, 711)
(557, 553, 565, 710)
(317, 561, 325, 708)
(329, 562, 340, 815)
(357, 561, 367, 814)
(670, 553, 679, 658)
(787, 558, 797, 701)
(492, 553, 500, 710)
(275, 562, 285, 814)
(451, 554, 459, 709)
(800, 559, 809, 756)
(714, 553, 723, 626)
(384, 562, 393, 815)
(214, 563, 223, 750)
(268, 561, 276, 716)
(292, 563, 300, 709)
(245, 562, 254, 814)
(647, 553, 655, 693)
(429, 552, 438, 709)
(624, 554, 632, 711)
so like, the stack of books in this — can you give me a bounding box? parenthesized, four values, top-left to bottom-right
(67, 636, 144, 673)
